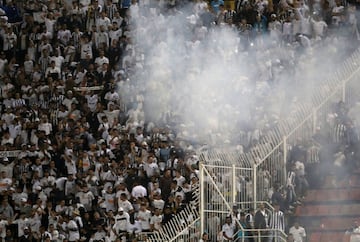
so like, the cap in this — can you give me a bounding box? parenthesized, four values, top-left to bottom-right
(35, 118, 40, 122)
(118, 207, 124, 212)
(20, 197, 27, 202)
(73, 209, 80, 216)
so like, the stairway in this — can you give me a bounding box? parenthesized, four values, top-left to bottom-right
(296, 172, 360, 242)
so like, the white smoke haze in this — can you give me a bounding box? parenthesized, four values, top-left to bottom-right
(123, 2, 359, 147)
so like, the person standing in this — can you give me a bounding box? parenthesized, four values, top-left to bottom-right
(288, 221, 306, 242)
(268, 204, 285, 242)
(254, 203, 270, 242)
(246, 208, 255, 242)
(222, 216, 235, 242)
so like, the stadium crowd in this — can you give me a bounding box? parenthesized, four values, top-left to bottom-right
(0, 0, 358, 241)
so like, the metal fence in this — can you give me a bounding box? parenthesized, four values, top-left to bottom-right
(148, 48, 360, 242)
(196, 47, 360, 241)
(146, 183, 200, 242)
(199, 163, 288, 242)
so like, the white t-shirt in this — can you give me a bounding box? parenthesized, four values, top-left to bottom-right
(0, 220, 8, 238)
(137, 209, 151, 230)
(67, 220, 80, 241)
(131, 185, 147, 199)
(282, 21, 292, 36)
(289, 226, 306, 242)
(13, 218, 29, 237)
(150, 214, 163, 231)
(44, 18, 56, 36)
(94, 56, 109, 72)
(152, 199, 165, 210)
(222, 222, 235, 239)
(118, 199, 133, 213)
(312, 20, 327, 37)
(103, 192, 116, 212)
(114, 212, 130, 232)
(38, 122, 53, 136)
(51, 55, 65, 69)
(76, 190, 95, 210)
(80, 42, 93, 60)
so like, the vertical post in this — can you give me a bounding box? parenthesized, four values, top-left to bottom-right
(342, 81, 346, 103)
(253, 164, 257, 211)
(283, 136, 287, 186)
(312, 108, 317, 134)
(200, 162, 205, 237)
(232, 164, 236, 205)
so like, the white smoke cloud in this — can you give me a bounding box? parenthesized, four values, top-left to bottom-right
(124, 2, 359, 147)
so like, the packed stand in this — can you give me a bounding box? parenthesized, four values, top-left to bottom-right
(0, 0, 358, 242)
(0, 0, 204, 241)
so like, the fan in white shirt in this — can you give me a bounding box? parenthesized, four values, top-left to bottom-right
(289, 222, 306, 242)
(117, 193, 134, 214)
(136, 203, 152, 231)
(76, 185, 95, 212)
(131, 183, 147, 199)
(0, 219, 8, 239)
(173, 169, 186, 187)
(96, 12, 111, 31)
(150, 208, 163, 231)
(113, 208, 130, 233)
(94, 50, 110, 72)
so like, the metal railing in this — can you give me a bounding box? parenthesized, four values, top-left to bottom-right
(197, 47, 360, 242)
(146, 183, 200, 242)
(145, 44, 360, 242)
(200, 162, 288, 241)
(233, 228, 288, 242)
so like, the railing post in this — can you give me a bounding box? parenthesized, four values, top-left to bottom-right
(342, 80, 346, 103)
(232, 164, 236, 205)
(283, 136, 287, 185)
(253, 164, 257, 211)
(312, 108, 317, 134)
(200, 162, 205, 238)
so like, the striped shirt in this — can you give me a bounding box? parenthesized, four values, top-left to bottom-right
(332, 122, 346, 144)
(106, 4, 118, 20)
(72, 31, 83, 50)
(269, 210, 285, 231)
(12, 98, 26, 108)
(50, 94, 65, 108)
(306, 145, 320, 164)
(38, 56, 51, 74)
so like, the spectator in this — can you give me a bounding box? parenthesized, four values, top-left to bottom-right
(288, 221, 306, 242)
(254, 203, 270, 242)
(268, 203, 285, 242)
(221, 215, 236, 242)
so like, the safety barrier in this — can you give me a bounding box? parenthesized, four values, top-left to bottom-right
(151, 44, 360, 242)
(197, 46, 360, 241)
(146, 183, 200, 242)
